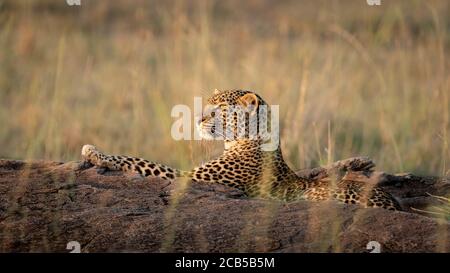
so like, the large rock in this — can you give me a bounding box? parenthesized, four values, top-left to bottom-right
(0, 159, 449, 253)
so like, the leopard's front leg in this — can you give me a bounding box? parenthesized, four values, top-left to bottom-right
(81, 144, 189, 180)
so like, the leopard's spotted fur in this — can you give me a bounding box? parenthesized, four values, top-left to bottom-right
(81, 89, 401, 210)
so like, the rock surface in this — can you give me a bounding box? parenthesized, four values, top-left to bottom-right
(0, 158, 449, 253)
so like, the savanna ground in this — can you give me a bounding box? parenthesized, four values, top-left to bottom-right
(0, 0, 449, 176)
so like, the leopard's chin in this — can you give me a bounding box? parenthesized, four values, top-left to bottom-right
(196, 122, 217, 140)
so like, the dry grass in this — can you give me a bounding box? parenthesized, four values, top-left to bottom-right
(411, 193, 450, 221)
(0, 0, 449, 176)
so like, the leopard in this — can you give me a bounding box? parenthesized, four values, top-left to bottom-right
(81, 89, 401, 210)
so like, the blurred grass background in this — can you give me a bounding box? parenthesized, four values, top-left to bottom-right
(0, 0, 448, 176)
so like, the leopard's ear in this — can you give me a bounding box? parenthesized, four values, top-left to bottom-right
(238, 93, 259, 113)
(214, 88, 220, 95)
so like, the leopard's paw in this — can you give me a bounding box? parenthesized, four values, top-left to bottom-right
(81, 144, 105, 168)
(81, 144, 99, 159)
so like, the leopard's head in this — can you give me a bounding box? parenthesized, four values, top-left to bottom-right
(197, 89, 273, 145)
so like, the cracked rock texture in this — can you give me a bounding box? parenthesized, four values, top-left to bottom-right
(0, 159, 449, 252)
